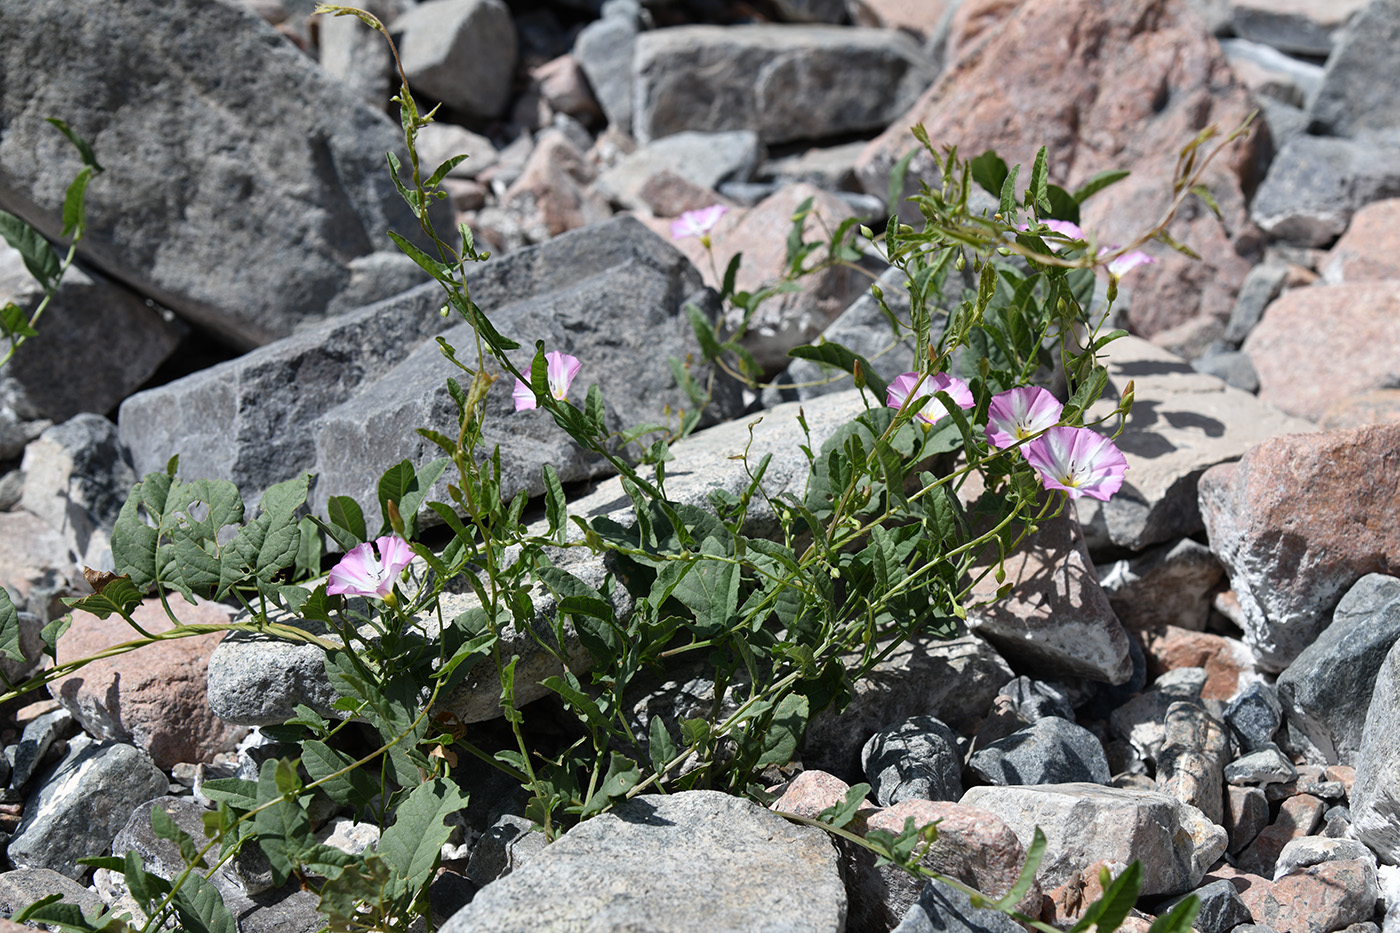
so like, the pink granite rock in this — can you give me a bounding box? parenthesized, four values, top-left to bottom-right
(846, 0, 952, 37)
(1245, 282, 1400, 423)
(855, 0, 1262, 339)
(1322, 199, 1400, 284)
(1240, 859, 1378, 933)
(1236, 793, 1325, 877)
(50, 597, 246, 769)
(1198, 425, 1400, 671)
(499, 130, 612, 241)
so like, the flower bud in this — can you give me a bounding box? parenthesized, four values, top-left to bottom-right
(852, 358, 866, 390)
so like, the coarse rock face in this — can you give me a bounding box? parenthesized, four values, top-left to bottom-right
(1349, 636, 1400, 864)
(1322, 199, 1400, 284)
(0, 0, 446, 349)
(1075, 336, 1315, 553)
(1307, 0, 1400, 138)
(1244, 281, 1400, 423)
(49, 598, 246, 770)
(632, 24, 935, 145)
(961, 782, 1227, 897)
(966, 504, 1134, 685)
(856, 0, 1263, 339)
(1198, 424, 1400, 672)
(1275, 574, 1400, 766)
(393, 0, 517, 120)
(1248, 133, 1400, 248)
(439, 791, 846, 932)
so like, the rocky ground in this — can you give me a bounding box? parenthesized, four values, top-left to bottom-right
(2, 0, 1400, 930)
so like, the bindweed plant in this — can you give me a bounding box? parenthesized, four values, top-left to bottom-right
(3, 7, 1258, 929)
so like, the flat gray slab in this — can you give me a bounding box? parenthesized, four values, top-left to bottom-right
(440, 791, 846, 933)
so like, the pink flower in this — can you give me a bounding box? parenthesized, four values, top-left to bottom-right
(513, 351, 582, 411)
(1022, 426, 1128, 501)
(327, 534, 413, 600)
(886, 371, 975, 428)
(1098, 247, 1156, 279)
(1042, 219, 1086, 240)
(670, 205, 728, 242)
(985, 386, 1063, 450)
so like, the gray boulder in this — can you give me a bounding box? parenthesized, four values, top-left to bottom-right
(440, 791, 845, 932)
(0, 867, 103, 923)
(968, 717, 1111, 787)
(595, 131, 762, 210)
(862, 716, 964, 806)
(632, 25, 934, 145)
(1276, 574, 1400, 765)
(1158, 879, 1252, 933)
(1224, 680, 1283, 752)
(1309, 0, 1400, 137)
(7, 737, 167, 879)
(960, 783, 1227, 897)
(0, 0, 444, 349)
(1351, 636, 1400, 863)
(19, 414, 135, 570)
(0, 247, 182, 426)
(1249, 133, 1400, 247)
(892, 880, 1023, 933)
(574, 1, 641, 131)
(1231, 0, 1371, 57)
(393, 0, 517, 120)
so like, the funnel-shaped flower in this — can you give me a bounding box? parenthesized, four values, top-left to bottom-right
(513, 351, 582, 411)
(986, 386, 1063, 450)
(1099, 247, 1156, 279)
(670, 205, 729, 242)
(1042, 219, 1086, 240)
(327, 534, 413, 600)
(1022, 426, 1128, 501)
(886, 371, 975, 428)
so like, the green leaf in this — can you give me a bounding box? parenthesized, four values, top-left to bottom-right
(0, 588, 24, 664)
(60, 165, 94, 239)
(1025, 146, 1051, 213)
(327, 495, 367, 544)
(671, 538, 740, 638)
(1146, 892, 1200, 933)
(720, 253, 742, 301)
(970, 150, 1009, 200)
(785, 196, 816, 273)
(648, 715, 680, 775)
(0, 211, 60, 289)
(425, 153, 470, 190)
(377, 460, 415, 536)
(124, 847, 172, 913)
(786, 342, 889, 400)
(1073, 169, 1131, 204)
(1069, 861, 1142, 933)
(40, 614, 71, 663)
(301, 740, 379, 814)
(252, 759, 310, 887)
(294, 516, 321, 582)
(62, 575, 143, 621)
(397, 457, 450, 537)
(542, 464, 567, 542)
(386, 231, 454, 284)
(997, 163, 1021, 218)
(582, 752, 641, 816)
(814, 783, 872, 829)
(584, 383, 606, 437)
(756, 693, 808, 768)
(46, 118, 102, 170)
(150, 803, 206, 869)
(1, 301, 38, 339)
(989, 826, 1045, 911)
(686, 303, 723, 362)
(169, 871, 238, 933)
(379, 777, 468, 893)
(1044, 184, 1080, 224)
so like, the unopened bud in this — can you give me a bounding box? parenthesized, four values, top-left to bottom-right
(871, 285, 884, 302)
(955, 252, 966, 272)
(859, 225, 874, 240)
(387, 499, 405, 538)
(996, 246, 1011, 256)
(1121, 379, 1135, 412)
(852, 358, 866, 390)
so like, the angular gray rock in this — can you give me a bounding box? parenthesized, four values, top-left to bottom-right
(1230, 0, 1371, 56)
(393, 0, 517, 120)
(7, 737, 167, 879)
(805, 631, 1013, 782)
(1223, 260, 1288, 347)
(1219, 38, 1324, 109)
(0, 248, 182, 425)
(119, 216, 722, 512)
(1155, 701, 1231, 825)
(1159, 879, 1252, 933)
(892, 880, 1023, 933)
(862, 716, 964, 806)
(1349, 637, 1400, 863)
(107, 796, 270, 905)
(1249, 133, 1400, 247)
(574, 1, 642, 131)
(0, 0, 443, 349)
(998, 677, 1075, 723)
(1077, 337, 1315, 553)
(960, 783, 1227, 897)
(18, 414, 135, 569)
(1276, 574, 1400, 766)
(966, 505, 1133, 685)
(0, 867, 103, 922)
(6, 706, 76, 796)
(1308, 0, 1400, 137)
(632, 25, 934, 145)
(1224, 680, 1283, 752)
(440, 791, 846, 932)
(465, 814, 545, 887)
(969, 717, 1111, 787)
(1096, 538, 1225, 633)
(595, 131, 761, 210)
